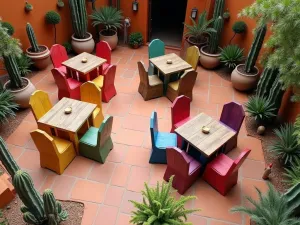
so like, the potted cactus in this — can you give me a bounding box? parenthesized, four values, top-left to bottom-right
(25, 23, 51, 70)
(68, 0, 95, 54)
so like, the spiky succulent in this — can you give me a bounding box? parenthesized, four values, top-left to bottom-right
(16, 53, 32, 76)
(220, 45, 244, 69)
(284, 157, 300, 187)
(0, 89, 18, 124)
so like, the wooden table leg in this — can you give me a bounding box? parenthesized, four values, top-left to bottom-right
(69, 132, 80, 155)
(163, 73, 170, 95)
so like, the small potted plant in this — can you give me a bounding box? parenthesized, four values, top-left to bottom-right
(90, 6, 123, 50)
(129, 32, 143, 49)
(45, 11, 61, 44)
(25, 1, 33, 12)
(57, 0, 64, 8)
(220, 45, 244, 71)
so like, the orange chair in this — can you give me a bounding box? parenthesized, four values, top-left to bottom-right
(29, 90, 53, 121)
(0, 173, 15, 208)
(80, 81, 104, 128)
(185, 46, 200, 70)
(30, 129, 76, 175)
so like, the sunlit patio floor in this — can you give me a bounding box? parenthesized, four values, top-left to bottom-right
(4, 46, 268, 225)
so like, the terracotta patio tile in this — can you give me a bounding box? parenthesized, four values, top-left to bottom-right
(104, 186, 125, 207)
(107, 143, 128, 163)
(39, 174, 56, 193)
(81, 202, 99, 225)
(111, 116, 123, 134)
(210, 92, 233, 105)
(197, 71, 210, 84)
(94, 205, 118, 225)
(35, 80, 58, 94)
(127, 166, 150, 192)
(88, 162, 116, 184)
(23, 111, 36, 123)
(52, 175, 76, 200)
(110, 92, 135, 105)
(24, 138, 38, 151)
(111, 164, 131, 187)
(191, 93, 209, 106)
(114, 128, 145, 146)
(124, 146, 150, 167)
(142, 132, 152, 149)
(17, 149, 40, 171)
(121, 190, 143, 213)
(149, 164, 167, 185)
(129, 96, 158, 117)
(156, 97, 173, 108)
(234, 89, 249, 104)
(116, 213, 131, 225)
(210, 73, 223, 86)
(241, 159, 265, 180)
(221, 78, 233, 88)
(71, 179, 106, 203)
(29, 71, 47, 84)
(237, 136, 264, 161)
(6, 121, 37, 147)
(187, 215, 207, 225)
(210, 220, 235, 225)
(7, 144, 24, 160)
(27, 169, 50, 190)
(122, 114, 149, 131)
(116, 83, 138, 95)
(64, 156, 94, 179)
(106, 101, 130, 117)
(210, 85, 234, 96)
(121, 69, 136, 78)
(158, 118, 172, 132)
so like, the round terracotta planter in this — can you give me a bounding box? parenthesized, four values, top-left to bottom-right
(99, 30, 118, 50)
(71, 32, 95, 54)
(4, 77, 36, 108)
(200, 46, 221, 69)
(186, 36, 208, 49)
(231, 64, 260, 91)
(26, 45, 51, 70)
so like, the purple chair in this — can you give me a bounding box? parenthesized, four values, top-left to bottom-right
(220, 102, 245, 153)
(164, 147, 202, 195)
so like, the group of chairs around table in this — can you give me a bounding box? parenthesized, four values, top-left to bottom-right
(49, 41, 117, 103)
(29, 90, 114, 175)
(149, 95, 251, 196)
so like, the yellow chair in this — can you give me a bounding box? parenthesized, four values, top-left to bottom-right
(185, 46, 200, 70)
(80, 81, 104, 128)
(30, 129, 76, 175)
(29, 90, 53, 121)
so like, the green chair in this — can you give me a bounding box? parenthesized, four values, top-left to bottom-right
(79, 116, 113, 163)
(148, 39, 165, 75)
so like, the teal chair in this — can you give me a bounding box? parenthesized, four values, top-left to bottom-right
(148, 39, 165, 75)
(79, 116, 113, 163)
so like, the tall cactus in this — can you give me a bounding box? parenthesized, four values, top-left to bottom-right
(26, 23, 39, 53)
(245, 24, 267, 73)
(213, 0, 225, 20)
(68, 0, 88, 39)
(267, 75, 284, 115)
(257, 67, 280, 98)
(3, 55, 23, 89)
(0, 137, 20, 178)
(208, 16, 224, 54)
(116, 0, 120, 10)
(284, 183, 300, 216)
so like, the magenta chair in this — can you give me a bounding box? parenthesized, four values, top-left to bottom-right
(220, 102, 245, 153)
(51, 68, 81, 100)
(102, 65, 117, 102)
(50, 44, 68, 75)
(203, 148, 251, 196)
(164, 147, 201, 195)
(96, 41, 112, 74)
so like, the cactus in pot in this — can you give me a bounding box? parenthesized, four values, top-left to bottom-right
(256, 67, 280, 98)
(208, 16, 224, 54)
(0, 137, 20, 178)
(26, 23, 39, 53)
(213, 0, 225, 20)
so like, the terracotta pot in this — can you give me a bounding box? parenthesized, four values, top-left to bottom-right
(99, 29, 118, 50)
(200, 45, 221, 69)
(26, 45, 51, 70)
(71, 32, 95, 54)
(132, 44, 139, 49)
(186, 36, 208, 49)
(231, 64, 260, 91)
(4, 77, 36, 108)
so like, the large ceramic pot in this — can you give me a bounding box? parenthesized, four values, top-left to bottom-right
(99, 29, 118, 50)
(186, 36, 208, 49)
(26, 45, 51, 70)
(231, 64, 260, 91)
(200, 45, 221, 69)
(4, 77, 36, 108)
(71, 32, 95, 54)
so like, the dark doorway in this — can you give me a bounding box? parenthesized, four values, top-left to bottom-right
(149, 0, 188, 48)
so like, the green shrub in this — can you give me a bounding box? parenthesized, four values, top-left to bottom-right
(220, 45, 244, 69)
(284, 157, 300, 187)
(0, 89, 18, 124)
(1, 22, 14, 36)
(232, 21, 247, 34)
(63, 42, 72, 54)
(129, 32, 143, 48)
(16, 53, 32, 76)
(294, 115, 300, 145)
(45, 11, 61, 43)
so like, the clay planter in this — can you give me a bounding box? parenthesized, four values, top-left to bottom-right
(26, 45, 50, 70)
(4, 77, 36, 108)
(186, 36, 208, 49)
(200, 45, 221, 69)
(99, 29, 118, 50)
(231, 64, 260, 91)
(71, 32, 95, 54)
(132, 44, 139, 49)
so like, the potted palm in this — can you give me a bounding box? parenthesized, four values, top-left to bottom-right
(68, 0, 95, 54)
(90, 6, 123, 50)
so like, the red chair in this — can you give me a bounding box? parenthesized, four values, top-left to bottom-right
(203, 148, 251, 196)
(50, 44, 68, 75)
(164, 147, 201, 195)
(96, 41, 112, 74)
(220, 102, 245, 153)
(51, 68, 82, 100)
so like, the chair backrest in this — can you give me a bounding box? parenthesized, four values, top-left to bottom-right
(30, 129, 59, 157)
(166, 147, 189, 177)
(150, 111, 159, 146)
(229, 148, 251, 174)
(98, 116, 113, 147)
(220, 102, 245, 132)
(178, 70, 197, 94)
(137, 61, 149, 86)
(51, 68, 70, 92)
(29, 90, 53, 121)
(81, 81, 102, 108)
(171, 95, 191, 127)
(50, 44, 68, 68)
(96, 41, 111, 64)
(149, 39, 165, 59)
(185, 46, 200, 70)
(103, 65, 116, 89)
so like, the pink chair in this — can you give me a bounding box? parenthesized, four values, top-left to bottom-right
(164, 147, 201, 195)
(50, 44, 68, 75)
(203, 148, 251, 196)
(51, 68, 82, 100)
(96, 41, 112, 74)
(102, 65, 117, 102)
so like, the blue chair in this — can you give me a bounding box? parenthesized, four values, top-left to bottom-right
(149, 111, 177, 164)
(148, 39, 165, 75)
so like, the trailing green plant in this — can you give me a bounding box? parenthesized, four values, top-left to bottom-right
(129, 32, 143, 48)
(284, 183, 300, 216)
(231, 182, 299, 225)
(62, 42, 73, 54)
(229, 21, 247, 44)
(212, 0, 225, 20)
(269, 123, 300, 166)
(90, 6, 123, 36)
(25, 2, 33, 12)
(130, 176, 200, 225)
(1, 22, 14, 36)
(16, 53, 33, 76)
(220, 45, 244, 69)
(26, 23, 40, 53)
(68, 0, 88, 39)
(284, 157, 300, 187)
(208, 16, 224, 54)
(0, 137, 20, 178)
(45, 11, 61, 44)
(244, 24, 267, 73)
(0, 89, 18, 124)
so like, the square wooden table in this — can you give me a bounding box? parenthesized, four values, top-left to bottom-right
(62, 52, 107, 82)
(175, 113, 236, 157)
(149, 53, 192, 93)
(37, 97, 97, 154)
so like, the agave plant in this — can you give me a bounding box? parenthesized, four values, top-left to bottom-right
(284, 157, 300, 187)
(0, 89, 18, 124)
(130, 176, 200, 225)
(220, 45, 244, 69)
(16, 53, 33, 76)
(231, 183, 299, 225)
(294, 115, 300, 145)
(269, 123, 300, 166)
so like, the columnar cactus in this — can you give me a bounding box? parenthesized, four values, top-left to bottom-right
(256, 68, 279, 98)
(116, 0, 120, 10)
(245, 24, 267, 73)
(267, 75, 284, 115)
(26, 23, 39, 53)
(284, 183, 300, 216)
(213, 0, 225, 20)
(3, 55, 23, 89)
(208, 16, 224, 54)
(68, 0, 88, 39)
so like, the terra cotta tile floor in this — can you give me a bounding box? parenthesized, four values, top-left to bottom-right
(4, 46, 269, 225)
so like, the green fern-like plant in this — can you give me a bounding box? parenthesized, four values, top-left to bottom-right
(16, 53, 33, 76)
(284, 157, 300, 187)
(130, 176, 200, 225)
(220, 45, 244, 69)
(294, 115, 300, 145)
(0, 89, 18, 124)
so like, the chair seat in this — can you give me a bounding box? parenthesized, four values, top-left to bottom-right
(189, 159, 201, 175)
(102, 63, 110, 72)
(210, 154, 233, 176)
(149, 75, 163, 86)
(57, 66, 67, 74)
(53, 136, 72, 153)
(168, 80, 179, 91)
(174, 117, 191, 129)
(155, 132, 177, 149)
(80, 127, 99, 146)
(93, 75, 104, 88)
(67, 78, 82, 90)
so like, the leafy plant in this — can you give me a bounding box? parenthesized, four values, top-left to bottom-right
(1, 22, 14, 36)
(231, 182, 299, 225)
(0, 89, 18, 124)
(229, 21, 247, 44)
(269, 123, 300, 166)
(130, 176, 199, 225)
(294, 115, 300, 145)
(16, 53, 32, 76)
(284, 157, 300, 187)
(129, 32, 143, 48)
(45, 11, 61, 44)
(245, 96, 276, 124)
(220, 45, 244, 69)
(90, 6, 123, 36)
(63, 41, 73, 54)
